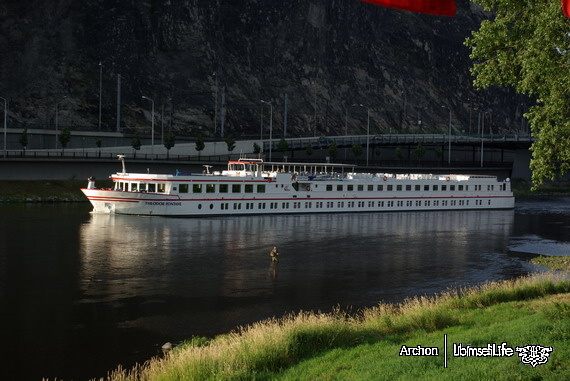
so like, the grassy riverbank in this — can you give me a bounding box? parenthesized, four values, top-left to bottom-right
(0, 180, 110, 202)
(99, 273, 569, 381)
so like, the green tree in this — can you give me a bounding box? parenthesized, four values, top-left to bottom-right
(19, 128, 28, 151)
(58, 127, 71, 152)
(95, 139, 102, 157)
(164, 132, 176, 159)
(435, 146, 443, 161)
(328, 141, 338, 160)
(395, 147, 404, 161)
(465, 1, 570, 188)
(374, 146, 381, 158)
(415, 142, 426, 162)
(195, 135, 205, 158)
(253, 142, 261, 155)
(277, 138, 289, 153)
(225, 136, 236, 153)
(351, 143, 363, 158)
(132, 134, 141, 158)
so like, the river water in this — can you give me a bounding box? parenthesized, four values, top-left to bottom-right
(0, 198, 569, 380)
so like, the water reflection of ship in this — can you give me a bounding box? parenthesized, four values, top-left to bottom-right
(80, 210, 514, 296)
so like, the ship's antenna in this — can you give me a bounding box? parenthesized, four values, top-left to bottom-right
(117, 154, 126, 173)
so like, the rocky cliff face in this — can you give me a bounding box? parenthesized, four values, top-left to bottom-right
(0, 0, 526, 137)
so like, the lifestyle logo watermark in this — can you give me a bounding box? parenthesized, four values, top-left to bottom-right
(399, 335, 554, 369)
(515, 345, 554, 368)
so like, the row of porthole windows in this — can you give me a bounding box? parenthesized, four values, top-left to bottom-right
(324, 184, 476, 192)
(195, 199, 492, 211)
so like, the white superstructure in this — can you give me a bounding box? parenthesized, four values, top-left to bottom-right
(81, 157, 514, 216)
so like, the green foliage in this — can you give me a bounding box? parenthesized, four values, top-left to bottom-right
(19, 128, 28, 149)
(435, 146, 443, 159)
(465, 1, 570, 188)
(328, 141, 338, 159)
(58, 127, 71, 149)
(414, 142, 425, 161)
(225, 136, 236, 152)
(195, 135, 205, 154)
(103, 274, 569, 381)
(374, 146, 381, 158)
(253, 142, 261, 154)
(277, 137, 289, 153)
(131, 134, 141, 151)
(395, 147, 404, 160)
(351, 143, 363, 158)
(164, 131, 176, 151)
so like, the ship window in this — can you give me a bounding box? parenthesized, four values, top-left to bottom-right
(377, 185, 383, 191)
(157, 184, 166, 193)
(450, 185, 456, 191)
(326, 185, 333, 191)
(193, 184, 202, 193)
(458, 185, 463, 191)
(466, 185, 469, 191)
(232, 184, 241, 193)
(368, 185, 374, 191)
(245, 184, 254, 193)
(207, 184, 216, 193)
(148, 183, 156, 192)
(396, 185, 402, 191)
(257, 184, 266, 193)
(424, 185, 429, 191)
(406, 185, 412, 191)
(347, 185, 354, 191)
(358, 185, 364, 191)
(433, 185, 438, 191)
(198, 204, 202, 209)
(179, 184, 189, 193)
(131, 183, 138, 191)
(442, 185, 447, 191)
(415, 185, 420, 191)
(219, 184, 228, 193)
(387, 185, 393, 191)
(337, 185, 343, 191)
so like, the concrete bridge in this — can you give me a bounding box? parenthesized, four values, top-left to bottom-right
(0, 128, 533, 180)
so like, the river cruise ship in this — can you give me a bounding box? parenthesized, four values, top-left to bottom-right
(81, 156, 514, 216)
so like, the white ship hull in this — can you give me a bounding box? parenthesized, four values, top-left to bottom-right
(82, 158, 515, 216)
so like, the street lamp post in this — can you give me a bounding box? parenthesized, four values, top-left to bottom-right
(98, 62, 102, 130)
(352, 103, 370, 167)
(261, 100, 272, 161)
(442, 106, 452, 164)
(142, 96, 155, 157)
(0, 97, 6, 157)
(55, 96, 67, 149)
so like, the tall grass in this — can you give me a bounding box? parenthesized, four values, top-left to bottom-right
(98, 273, 569, 381)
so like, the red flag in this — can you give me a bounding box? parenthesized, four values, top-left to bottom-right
(360, 0, 456, 17)
(563, 0, 570, 18)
